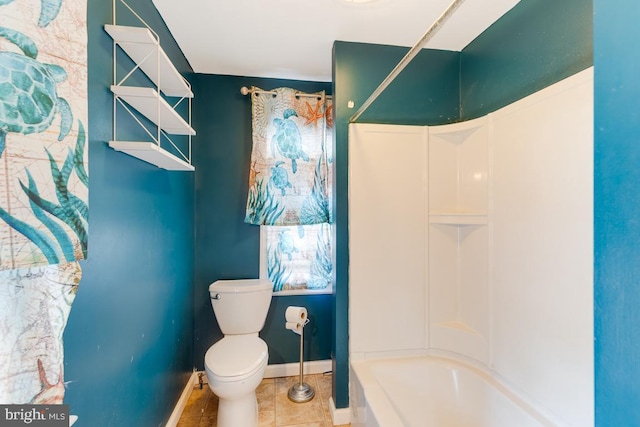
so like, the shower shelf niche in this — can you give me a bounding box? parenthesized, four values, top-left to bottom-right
(428, 116, 489, 364)
(427, 119, 485, 143)
(428, 213, 488, 225)
(105, 20, 195, 171)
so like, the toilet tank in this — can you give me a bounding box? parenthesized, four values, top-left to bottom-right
(209, 279, 273, 335)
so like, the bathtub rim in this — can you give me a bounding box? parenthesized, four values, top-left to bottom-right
(350, 351, 563, 427)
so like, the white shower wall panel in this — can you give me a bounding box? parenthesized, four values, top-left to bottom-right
(490, 68, 593, 427)
(348, 125, 428, 358)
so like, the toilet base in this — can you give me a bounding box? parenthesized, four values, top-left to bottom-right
(216, 390, 258, 427)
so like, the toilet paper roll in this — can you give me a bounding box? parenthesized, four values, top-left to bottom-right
(285, 321, 303, 335)
(285, 306, 307, 323)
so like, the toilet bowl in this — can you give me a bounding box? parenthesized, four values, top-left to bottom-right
(204, 279, 273, 427)
(205, 335, 268, 427)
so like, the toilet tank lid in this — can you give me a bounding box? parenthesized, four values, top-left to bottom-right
(209, 279, 272, 293)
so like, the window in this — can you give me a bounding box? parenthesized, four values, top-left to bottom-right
(260, 223, 333, 294)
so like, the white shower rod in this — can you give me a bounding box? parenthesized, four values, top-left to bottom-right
(349, 0, 466, 123)
(240, 86, 332, 100)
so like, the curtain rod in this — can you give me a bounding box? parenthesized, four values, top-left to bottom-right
(349, 0, 466, 123)
(240, 87, 332, 100)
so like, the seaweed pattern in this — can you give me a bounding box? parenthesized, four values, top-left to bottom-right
(307, 224, 332, 289)
(267, 243, 290, 292)
(7, 121, 89, 263)
(299, 156, 330, 224)
(245, 177, 284, 225)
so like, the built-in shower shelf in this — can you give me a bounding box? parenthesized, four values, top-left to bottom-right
(429, 213, 488, 225)
(108, 141, 194, 171)
(435, 321, 482, 336)
(104, 24, 193, 98)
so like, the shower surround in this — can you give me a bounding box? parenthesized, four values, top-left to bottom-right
(349, 69, 593, 427)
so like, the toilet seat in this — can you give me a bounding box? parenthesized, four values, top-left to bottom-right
(205, 335, 268, 382)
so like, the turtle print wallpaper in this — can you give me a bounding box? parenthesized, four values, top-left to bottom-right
(0, 0, 87, 404)
(245, 87, 333, 293)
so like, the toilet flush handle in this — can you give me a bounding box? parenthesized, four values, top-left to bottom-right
(212, 293, 221, 300)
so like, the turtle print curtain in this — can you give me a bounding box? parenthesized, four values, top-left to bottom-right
(0, 0, 87, 404)
(245, 87, 333, 293)
(245, 87, 332, 226)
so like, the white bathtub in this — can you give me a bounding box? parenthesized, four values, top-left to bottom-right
(350, 356, 557, 427)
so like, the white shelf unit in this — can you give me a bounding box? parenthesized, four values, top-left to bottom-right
(105, 18, 195, 171)
(427, 116, 489, 364)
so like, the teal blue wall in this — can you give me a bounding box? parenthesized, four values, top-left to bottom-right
(333, 0, 592, 410)
(461, 0, 593, 119)
(63, 1, 195, 426)
(594, 0, 640, 424)
(333, 44, 461, 125)
(191, 74, 333, 370)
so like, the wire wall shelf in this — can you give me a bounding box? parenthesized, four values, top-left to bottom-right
(106, 0, 195, 171)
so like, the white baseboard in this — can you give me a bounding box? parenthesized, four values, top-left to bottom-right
(329, 397, 351, 425)
(264, 359, 332, 379)
(196, 359, 332, 385)
(166, 371, 198, 427)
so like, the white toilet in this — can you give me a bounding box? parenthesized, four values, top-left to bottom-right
(204, 279, 272, 427)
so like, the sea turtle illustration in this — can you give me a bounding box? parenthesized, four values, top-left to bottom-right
(0, 0, 62, 28)
(270, 161, 292, 196)
(0, 26, 72, 156)
(271, 108, 309, 174)
(277, 229, 298, 261)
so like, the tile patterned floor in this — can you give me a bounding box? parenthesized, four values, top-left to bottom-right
(177, 373, 350, 427)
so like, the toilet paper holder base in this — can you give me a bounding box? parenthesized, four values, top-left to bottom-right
(288, 318, 315, 403)
(288, 379, 315, 403)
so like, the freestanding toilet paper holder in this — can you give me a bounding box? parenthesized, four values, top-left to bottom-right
(288, 317, 315, 403)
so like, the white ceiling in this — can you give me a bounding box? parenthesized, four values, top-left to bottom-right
(152, 0, 520, 82)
